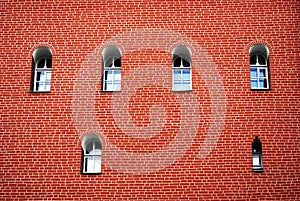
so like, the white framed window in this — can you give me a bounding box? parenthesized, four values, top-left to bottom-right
(82, 135, 102, 174)
(250, 44, 270, 89)
(31, 47, 52, 92)
(172, 45, 192, 91)
(102, 46, 121, 91)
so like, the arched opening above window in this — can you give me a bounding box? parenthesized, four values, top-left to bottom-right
(102, 46, 122, 91)
(81, 134, 102, 174)
(249, 44, 270, 90)
(172, 45, 192, 91)
(252, 136, 264, 172)
(31, 46, 52, 92)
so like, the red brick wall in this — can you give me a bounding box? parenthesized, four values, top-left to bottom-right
(0, 0, 299, 200)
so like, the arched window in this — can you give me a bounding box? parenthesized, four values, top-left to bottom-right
(31, 47, 52, 92)
(172, 45, 192, 91)
(250, 44, 270, 89)
(252, 136, 263, 172)
(102, 46, 121, 91)
(82, 135, 102, 174)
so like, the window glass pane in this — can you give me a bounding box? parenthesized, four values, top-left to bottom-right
(183, 81, 191, 85)
(173, 70, 182, 80)
(258, 54, 266, 65)
(37, 72, 43, 81)
(251, 80, 258, 88)
(36, 82, 40, 91)
(95, 141, 101, 150)
(45, 83, 51, 91)
(179, 83, 191, 90)
(113, 82, 121, 91)
(47, 58, 52, 68)
(250, 55, 256, 65)
(86, 142, 93, 154)
(114, 58, 121, 67)
(259, 78, 267, 88)
(45, 72, 52, 81)
(105, 82, 113, 91)
(173, 84, 181, 90)
(259, 69, 266, 77)
(37, 58, 45, 68)
(250, 68, 257, 78)
(252, 155, 261, 166)
(182, 70, 191, 80)
(106, 71, 113, 81)
(173, 57, 181, 67)
(105, 57, 113, 67)
(182, 58, 190, 67)
(86, 156, 94, 172)
(84, 157, 88, 172)
(114, 70, 121, 81)
(94, 156, 101, 171)
(173, 83, 191, 91)
(37, 83, 45, 91)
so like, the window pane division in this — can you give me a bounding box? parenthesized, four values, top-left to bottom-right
(173, 68, 191, 91)
(249, 44, 270, 90)
(102, 46, 122, 91)
(32, 47, 52, 92)
(172, 46, 192, 91)
(103, 69, 121, 91)
(82, 136, 102, 174)
(250, 66, 268, 89)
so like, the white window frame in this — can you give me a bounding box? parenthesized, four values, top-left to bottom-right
(103, 56, 121, 91)
(250, 45, 270, 90)
(34, 57, 52, 92)
(172, 46, 192, 91)
(32, 47, 52, 92)
(102, 46, 122, 91)
(82, 135, 102, 174)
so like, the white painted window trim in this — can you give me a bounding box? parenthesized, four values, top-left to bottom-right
(103, 56, 121, 91)
(172, 46, 192, 91)
(82, 135, 102, 174)
(250, 53, 269, 89)
(34, 57, 52, 92)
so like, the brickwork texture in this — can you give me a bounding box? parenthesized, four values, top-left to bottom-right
(0, 0, 299, 200)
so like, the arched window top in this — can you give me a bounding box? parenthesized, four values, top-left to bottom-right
(252, 136, 262, 153)
(102, 45, 121, 67)
(32, 46, 52, 63)
(36, 57, 52, 69)
(172, 45, 192, 67)
(82, 134, 102, 149)
(249, 44, 269, 59)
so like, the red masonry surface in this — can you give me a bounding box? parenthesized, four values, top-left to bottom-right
(0, 0, 299, 200)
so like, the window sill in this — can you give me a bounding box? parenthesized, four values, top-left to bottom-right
(252, 169, 264, 173)
(250, 88, 272, 91)
(29, 90, 51, 93)
(172, 90, 193, 92)
(80, 172, 101, 175)
(100, 90, 122, 92)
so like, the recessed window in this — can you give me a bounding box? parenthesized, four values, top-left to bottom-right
(252, 136, 263, 172)
(250, 44, 270, 90)
(31, 47, 52, 92)
(102, 46, 121, 91)
(82, 135, 102, 174)
(172, 45, 192, 91)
